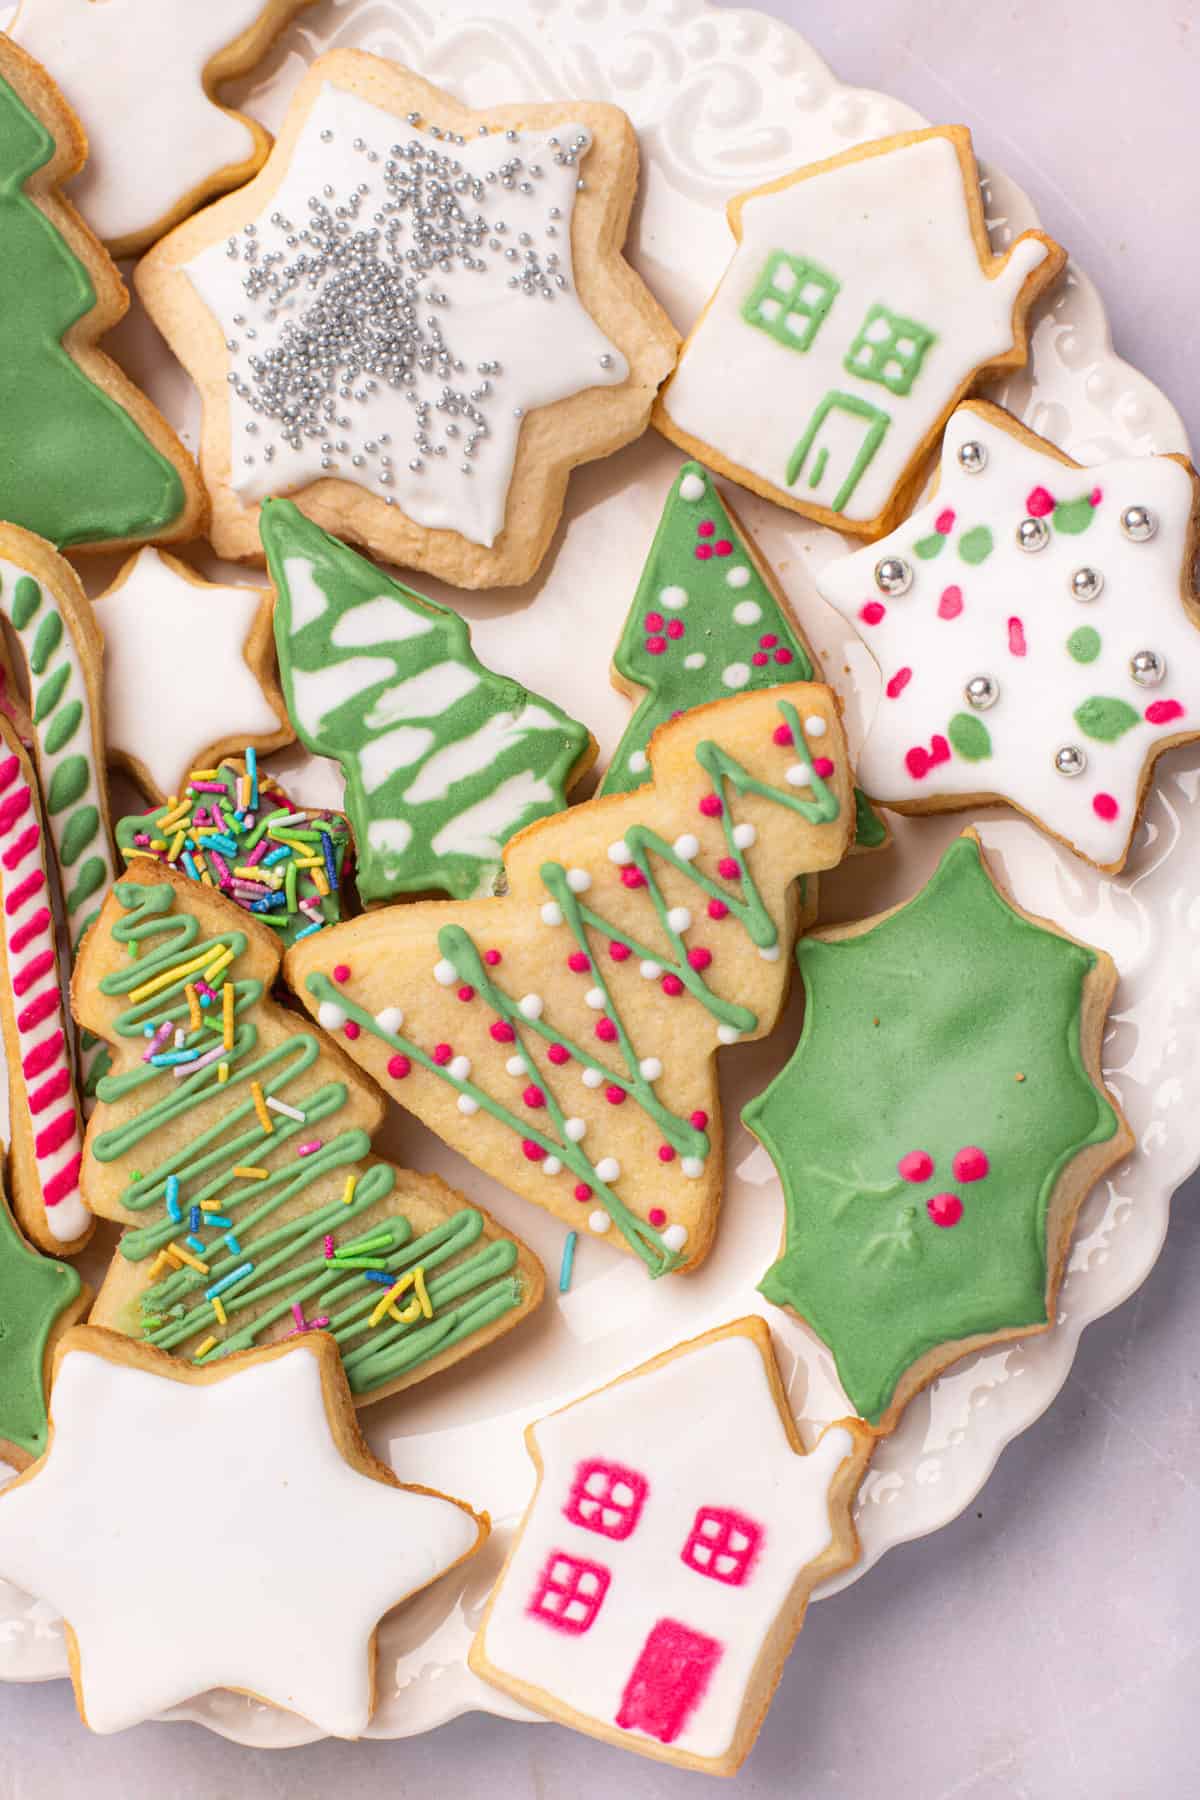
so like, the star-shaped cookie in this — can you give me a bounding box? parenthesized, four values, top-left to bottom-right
(817, 402, 1200, 870)
(135, 50, 679, 586)
(0, 1186, 88, 1470)
(95, 547, 292, 801)
(0, 1327, 484, 1734)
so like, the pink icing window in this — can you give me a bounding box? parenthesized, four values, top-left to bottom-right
(615, 1618, 724, 1744)
(563, 1458, 649, 1541)
(680, 1506, 764, 1586)
(526, 1551, 611, 1636)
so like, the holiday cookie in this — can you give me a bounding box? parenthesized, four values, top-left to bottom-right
(744, 832, 1133, 1433)
(0, 1177, 89, 1470)
(0, 1326, 484, 1734)
(816, 401, 1200, 870)
(470, 1317, 872, 1774)
(286, 685, 853, 1278)
(0, 38, 205, 552)
(72, 869, 544, 1401)
(95, 547, 292, 803)
(10, 1, 315, 259)
(262, 500, 594, 905)
(117, 755, 353, 949)
(654, 127, 1065, 540)
(136, 51, 679, 585)
(599, 457, 887, 848)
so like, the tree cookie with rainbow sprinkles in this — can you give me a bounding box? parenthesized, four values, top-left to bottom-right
(0, 37, 205, 552)
(72, 867, 544, 1403)
(135, 50, 679, 587)
(285, 684, 854, 1278)
(654, 126, 1064, 541)
(743, 832, 1133, 1435)
(816, 400, 1200, 870)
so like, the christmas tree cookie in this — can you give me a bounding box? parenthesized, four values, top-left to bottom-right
(286, 685, 854, 1278)
(817, 402, 1200, 870)
(0, 39, 204, 551)
(261, 500, 595, 907)
(73, 868, 544, 1402)
(744, 832, 1133, 1433)
(0, 1177, 89, 1470)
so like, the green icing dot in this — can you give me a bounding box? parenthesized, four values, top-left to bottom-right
(1074, 696, 1140, 742)
(948, 712, 993, 761)
(11, 576, 41, 629)
(1054, 496, 1096, 535)
(66, 857, 108, 916)
(59, 803, 99, 867)
(958, 526, 994, 565)
(33, 659, 72, 724)
(1067, 626, 1101, 664)
(29, 609, 63, 675)
(46, 754, 90, 814)
(914, 532, 946, 560)
(44, 699, 83, 756)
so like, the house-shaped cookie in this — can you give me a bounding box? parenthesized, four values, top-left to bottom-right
(655, 127, 1065, 540)
(469, 1318, 872, 1774)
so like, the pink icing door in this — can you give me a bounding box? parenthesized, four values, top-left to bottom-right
(614, 1618, 723, 1744)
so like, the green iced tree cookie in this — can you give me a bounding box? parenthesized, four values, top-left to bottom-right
(0, 1186, 84, 1466)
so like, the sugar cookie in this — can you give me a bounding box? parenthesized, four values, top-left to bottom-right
(0, 1177, 89, 1470)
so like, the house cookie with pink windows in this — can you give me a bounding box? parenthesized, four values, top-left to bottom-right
(816, 401, 1200, 870)
(744, 831, 1133, 1434)
(469, 1317, 872, 1775)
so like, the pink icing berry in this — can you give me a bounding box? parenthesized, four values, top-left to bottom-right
(484, 949, 502, 966)
(666, 619, 685, 639)
(773, 724, 794, 746)
(567, 952, 590, 973)
(574, 1183, 592, 1202)
(698, 793, 723, 817)
(387, 1054, 411, 1080)
(457, 984, 475, 1002)
(690, 1109, 709, 1131)
(860, 601, 886, 626)
(621, 866, 647, 888)
(697, 520, 715, 537)
(1026, 485, 1055, 517)
(522, 1139, 546, 1162)
(344, 1020, 360, 1040)
(609, 942, 631, 962)
(649, 1204, 668, 1220)
(433, 1043, 452, 1066)
(717, 857, 740, 880)
(898, 1149, 934, 1183)
(596, 1017, 618, 1042)
(752, 651, 769, 667)
(646, 635, 667, 655)
(605, 1085, 625, 1105)
(490, 1020, 515, 1043)
(774, 647, 794, 665)
(760, 634, 779, 649)
(812, 757, 835, 779)
(1093, 793, 1119, 822)
(714, 538, 732, 556)
(332, 963, 351, 983)
(661, 974, 684, 997)
(707, 899, 729, 920)
(953, 1146, 989, 1183)
(695, 544, 712, 561)
(523, 1085, 546, 1109)
(687, 947, 712, 971)
(645, 612, 664, 631)
(548, 1043, 569, 1065)
(926, 1193, 963, 1228)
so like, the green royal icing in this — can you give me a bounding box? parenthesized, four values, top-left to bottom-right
(947, 712, 992, 761)
(743, 836, 1120, 1426)
(90, 880, 525, 1394)
(1074, 696, 1141, 743)
(1067, 626, 1101, 664)
(957, 525, 994, 565)
(1053, 495, 1096, 535)
(0, 1193, 81, 1461)
(0, 71, 185, 548)
(261, 500, 591, 908)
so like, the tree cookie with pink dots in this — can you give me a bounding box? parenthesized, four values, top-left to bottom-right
(744, 831, 1132, 1433)
(817, 401, 1200, 871)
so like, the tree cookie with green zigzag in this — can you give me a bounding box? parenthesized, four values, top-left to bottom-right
(743, 832, 1132, 1432)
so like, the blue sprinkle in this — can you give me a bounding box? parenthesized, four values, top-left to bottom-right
(189, 1205, 201, 1231)
(558, 1231, 578, 1294)
(363, 1270, 394, 1287)
(246, 745, 259, 810)
(186, 1234, 205, 1255)
(151, 1049, 201, 1067)
(262, 845, 291, 867)
(204, 1262, 254, 1301)
(198, 832, 240, 856)
(165, 1176, 181, 1222)
(182, 850, 201, 882)
(206, 1213, 233, 1228)
(224, 1233, 242, 1255)
(293, 919, 325, 940)
(320, 829, 338, 888)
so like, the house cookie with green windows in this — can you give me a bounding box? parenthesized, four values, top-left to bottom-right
(655, 126, 1065, 540)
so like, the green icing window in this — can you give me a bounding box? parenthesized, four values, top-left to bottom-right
(742, 252, 840, 353)
(844, 304, 936, 396)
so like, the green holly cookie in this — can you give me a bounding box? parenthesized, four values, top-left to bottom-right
(0, 1190, 84, 1466)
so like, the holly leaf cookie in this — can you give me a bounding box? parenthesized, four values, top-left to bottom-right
(72, 868, 544, 1404)
(285, 685, 854, 1278)
(654, 126, 1064, 540)
(0, 1326, 484, 1734)
(95, 546, 292, 803)
(743, 832, 1133, 1433)
(816, 401, 1200, 871)
(0, 1179, 89, 1471)
(261, 499, 595, 906)
(10, 0, 316, 259)
(0, 38, 205, 552)
(470, 1317, 873, 1775)
(136, 51, 679, 586)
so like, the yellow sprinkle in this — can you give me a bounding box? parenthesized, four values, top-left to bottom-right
(200, 871, 214, 887)
(190, 769, 219, 782)
(170, 1244, 209, 1275)
(128, 944, 228, 1004)
(168, 829, 187, 861)
(206, 946, 235, 981)
(310, 868, 330, 897)
(195, 1336, 219, 1359)
(185, 983, 201, 1031)
(341, 1176, 357, 1207)
(164, 1244, 184, 1268)
(148, 1251, 172, 1279)
(387, 1305, 405, 1325)
(211, 1297, 227, 1325)
(237, 775, 248, 812)
(119, 846, 145, 862)
(413, 1265, 432, 1319)
(292, 856, 323, 871)
(218, 1061, 230, 1084)
(223, 979, 235, 1050)
(199, 1199, 222, 1212)
(233, 1164, 270, 1180)
(368, 1268, 415, 1329)
(400, 1297, 422, 1324)
(158, 801, 191, 830)
(251, 1081, 274, 1134)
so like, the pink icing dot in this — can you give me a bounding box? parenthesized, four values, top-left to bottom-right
(699, 794, 723, 818)
(752, 652, 769, 667)
(344, 1020, 360, 1040)
(574, 1183, 592, 1202)
(1007, 616, 1027, 657)
(596, 1017, 618, 1042)
(490, 1020, 515, 1043)
(645, 612, 664, 631)
(687, 946, 712, 971)
(937, 585, 963, 620)
(773, 724, 794, 746)
(774, 648, 794, 665)
(907, 747, 930, 779)
(717, 857, 740, 880)
(621, 866, 647, 888)
(898, 1149, 934, 1183)
(332, 963, 351, 983)
(695, 544, 713, 561)
(609, 941, 631, 961)
(953, 1146, 989, 1184)
(433, 1043, 452, 1066)
(1026, 485, 1055, 517)
(697, 520, 715, 537)
(605, 1085, 625, 1105)
(1090, 487, 1103, 507)
(1093, 793, 1119, 822)
(760, 634, 779, 649)
(567, 951, 590, 973)
(707, 899, 729, 920)
(666, 619, 685, 640)
(548, 1043, 570, 1065)
(690, 1109, 709, 1131)
(484, 949, 502, 966)
(523, 1085, 546, 1109)
(649, 1204, 668, 1220)
(387, 1054, 411, 1080)
(522, 1139, 546, 1162)
(935, 507, 956, 535)
(1146, 699, 1184, 725)
(860, 601, 886, 626)
(926, 1193, 963, 1228)
(457, 984, 475, 1002)
(714, 539, 733, 556)
(661, 974, 684, 997)
(646, 636, 667, 655)
(812, 757, 835, 779)
(886, 667, 912, 700)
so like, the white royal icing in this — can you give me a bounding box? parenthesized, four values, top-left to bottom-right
(818, 406, 1200, 864)
(0, 1339, 478, 1735)
(184, 83, 628, 546)
(661, 135, 1050, 525)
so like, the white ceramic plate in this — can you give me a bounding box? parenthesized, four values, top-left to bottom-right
(1, 0, 1196, 1749)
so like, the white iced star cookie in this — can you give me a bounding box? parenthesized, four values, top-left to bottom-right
(135, 51, 680, 588)
(0, 1326, 485, 1736)
(9, 0, 315, 258)
(95, 547, 291, 802)
(817, 401, 1200, 870)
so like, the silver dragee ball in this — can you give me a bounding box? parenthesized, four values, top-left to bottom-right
(1120, 505, 1158, 542)
(957, 439, 988, 474)
(964, 674, 999, 710)
(1016, 517, 1050, 553)
(1071, 566, 1104, 602)
(874, 556, 912, 596)
(1055, 745, 1088, 777)
(1130, 649, 1166, 686)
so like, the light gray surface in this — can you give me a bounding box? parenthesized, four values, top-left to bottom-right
(2, 1, 1197, 1794)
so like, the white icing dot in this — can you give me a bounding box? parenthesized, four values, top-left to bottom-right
(317, 1000, 347, 1032)
(595, 1156, 621, 1183)
(732, 601, 762, 626)
(673, 833, 700, 860)
(660, 585, 688, 610)
(585, 986, 605, 1010)
(588, 1209, 612, 1234)
(449, 1055, 471, 1081)
(433, 959, 457, 986)
(639, 1057, 663, 1081)
(582, 1067, 604, 1089)
(540, 901, 564, 927)
(722, 662, 750, 689)
(732, 823, 756, 850)
(679, 472, 705, 501)
(564, 1117, 587, 1142)
(717, 1025, 741, 1045)
(374, 1005, 404, 1034)
(683, 653, 707, 670)
(785, 764, 811, 787)
(804, 714, 828, 738)
(663, 1224, 689, 1251)
(505, 1055, 526, 1077)
(518, 993, 543, 1020)
(640, 960, 662, 980)
(680, 1158, 704, 1181)
(627, 750, 649, 773)
(666, 906, 692, 934)
(565, 867, 592, 893)
(542, 1156, 562, 1176)
(457, 1094, 479, 1116)
(759, 944, 782, 962)
(607, 839, 632, 865)
(725, 566, 751, 589)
